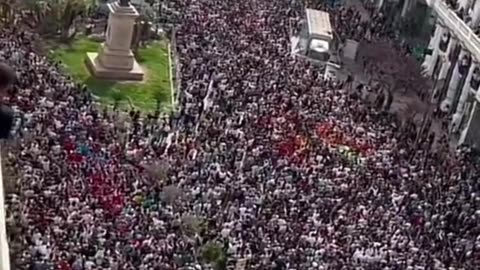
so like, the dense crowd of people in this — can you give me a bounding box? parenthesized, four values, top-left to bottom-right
(2, 0, 480, 269)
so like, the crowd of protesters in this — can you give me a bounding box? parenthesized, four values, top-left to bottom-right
(1, 0, 480, 269)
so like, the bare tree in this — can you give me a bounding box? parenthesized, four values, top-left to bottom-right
(181, 214, 204, 236)
(362, 41, 430, 95)
(160, 184, 183, 204)
(144, 159, 169, 182)
(201, 241, 227, 270)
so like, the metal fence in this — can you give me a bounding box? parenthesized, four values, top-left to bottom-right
(170, 26, 183, 109)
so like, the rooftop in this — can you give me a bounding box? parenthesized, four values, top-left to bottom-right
(306, 9, 334, 41)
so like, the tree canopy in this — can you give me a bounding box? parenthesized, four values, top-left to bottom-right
(362, 41, 430, 94)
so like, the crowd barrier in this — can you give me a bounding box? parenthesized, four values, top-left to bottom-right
(170, 27, 183, 108)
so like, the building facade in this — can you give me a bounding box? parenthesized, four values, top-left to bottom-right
(383, 0, 480, 148)
(421, 0, 480, 147)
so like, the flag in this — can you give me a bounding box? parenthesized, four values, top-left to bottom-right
(317, 122, 375, 158)
(277, 135, 310, 164)
(278, 140, 295, 157)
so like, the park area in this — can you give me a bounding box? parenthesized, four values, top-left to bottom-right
(5, 0, 181, 112)
(51, 37, 174, 112)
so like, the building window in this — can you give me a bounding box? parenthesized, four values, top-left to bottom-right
(459, 55, 471, 76)
(439, 33, 450, 52)
(470, 68, 480, 89)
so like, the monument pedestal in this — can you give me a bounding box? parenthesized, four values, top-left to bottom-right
(343, 39, 359, 61)
(85, 2, 144, 81)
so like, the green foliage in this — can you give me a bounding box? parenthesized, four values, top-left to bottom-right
(201, 242, 227, 270)
(111, 89, 125, 110)
(135, 0, 155, 22)
(153, 86, 168, 111)
(130, 0, 156, 53)
(111, 89, 125, 101)
(181, 214, 204, 236)
(215, 256, 227, 270)
(152, 87, 168, 101)
(22, 0, 87, 39)
(52, 37, 173, 111)
(59, 0, 86, 40)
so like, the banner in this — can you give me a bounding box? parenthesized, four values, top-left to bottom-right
(316, 122, 375, 164)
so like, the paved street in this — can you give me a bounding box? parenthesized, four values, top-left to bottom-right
(340, 42, 449, 147)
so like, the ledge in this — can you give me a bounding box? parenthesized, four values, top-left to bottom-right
(428, 0, 480, 62)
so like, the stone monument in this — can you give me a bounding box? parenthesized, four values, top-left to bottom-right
(343, 39, 359, 61)
(85, 0, 144, 81)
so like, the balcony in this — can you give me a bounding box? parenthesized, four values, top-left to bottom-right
(427, 0, 480, 61)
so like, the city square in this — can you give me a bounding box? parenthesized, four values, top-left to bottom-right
(0, 0, 479, 269)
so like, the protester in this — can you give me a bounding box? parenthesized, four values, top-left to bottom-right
(2, 0, 480, 270)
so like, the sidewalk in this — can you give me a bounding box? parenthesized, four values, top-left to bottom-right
(340, 0, 371, 21)
(340, 46, 449, 144)
(341, 57, 428, 119)
(331, 0, 452, 149)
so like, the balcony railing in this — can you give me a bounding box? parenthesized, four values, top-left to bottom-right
(429, 0, 480, 61)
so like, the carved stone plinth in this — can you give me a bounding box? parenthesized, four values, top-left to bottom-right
(85, 2, 144, 81)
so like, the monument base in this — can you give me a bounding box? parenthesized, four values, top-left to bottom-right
(343, 39, 359, 61)
(85, 52, 144, 81)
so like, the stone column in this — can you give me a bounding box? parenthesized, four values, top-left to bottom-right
(441, 48, 467, 111)
(401, 0, 411, 17)
(85, 1, 144, 81)
(459, 101, 480, 147)
(377, 0, 385, 10)
(471, 0, 480, 27)
(438, 37, 457, 81)
(459, 0, 470, 10)
(452, 61, 476, 131)
(423, 24, 445, 77)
